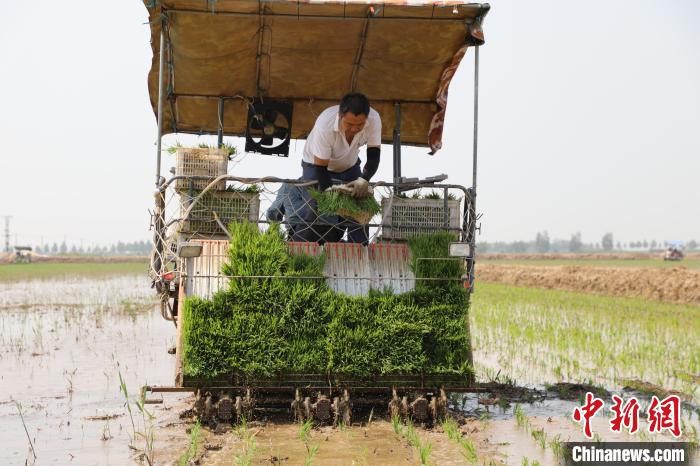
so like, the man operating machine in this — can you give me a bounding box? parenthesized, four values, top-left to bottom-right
(298, 92, 381, 244)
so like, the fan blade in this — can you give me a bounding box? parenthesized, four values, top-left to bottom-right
(249, 114, 265, 130)
(263, 109, 278, 123)
(272, 112, 289, 128)
(273, 126, 289, 139)
(247, 126, 265, 138)
(260, 135, 274, 146)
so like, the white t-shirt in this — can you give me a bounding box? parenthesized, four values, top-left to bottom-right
(302, 105, 382, 172)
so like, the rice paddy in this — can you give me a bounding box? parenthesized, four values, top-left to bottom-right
(0, 262, 147, 281)
(470, 282, 700, 403)
(3, 257, 699, 464)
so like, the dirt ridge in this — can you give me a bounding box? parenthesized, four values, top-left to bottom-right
(480, 252, 700, 261)
(477, 263, 700, 305)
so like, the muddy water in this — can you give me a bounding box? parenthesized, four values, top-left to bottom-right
(2, 275, 698, 465)
(0, 274, 180, 465)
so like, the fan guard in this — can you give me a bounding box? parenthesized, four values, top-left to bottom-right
(245, 100, 293, 156)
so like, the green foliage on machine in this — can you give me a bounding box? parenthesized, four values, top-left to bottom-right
(182, 223, 470, 379)
(167, 141, 237, 156)
(310, 190, 381, 224)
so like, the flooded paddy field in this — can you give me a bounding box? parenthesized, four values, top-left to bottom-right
(0, 269, 179, 465)
(1, 266, 698, 465)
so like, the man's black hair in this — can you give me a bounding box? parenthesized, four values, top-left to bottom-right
(339, 92, 370, 116)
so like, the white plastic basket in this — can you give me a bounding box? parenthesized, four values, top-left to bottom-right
(174, 147, 229, 191)
(381, 197, 461, 240)
(180, 191, 261, 236)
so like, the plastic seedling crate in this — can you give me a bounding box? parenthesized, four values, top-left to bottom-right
(381, 197, 460, 240)
(174, 147, 229, 191)
(180, 191, 260, 236)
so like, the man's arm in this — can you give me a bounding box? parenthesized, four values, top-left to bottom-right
(265, 184, 287, 221)
(313, 156, 332, 191)
(361, 146, 380, 181)
(362, 110, 382, 182)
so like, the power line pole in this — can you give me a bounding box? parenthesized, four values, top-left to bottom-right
(2, 216, 11, 253)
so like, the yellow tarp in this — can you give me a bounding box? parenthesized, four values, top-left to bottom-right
(144, 0, 488, 149)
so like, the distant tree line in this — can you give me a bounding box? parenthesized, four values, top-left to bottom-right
(32, 240, 151, 256)
(478, 231, 699, 253)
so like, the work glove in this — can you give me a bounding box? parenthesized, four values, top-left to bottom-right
(327, 183, 354, 196)
(347, 177, 373, 198)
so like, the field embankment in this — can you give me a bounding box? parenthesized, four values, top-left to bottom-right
(477, 263, 700, 305)
(0, 252, 148, 264)
(480, 252, 700, 261)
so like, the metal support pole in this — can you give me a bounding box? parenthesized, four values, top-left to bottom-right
(392, 102, 402, 184)
(155, 26, 166, 187)
(217, 98, 225, 148)
(466, 45, 480, 292)
(472, 46, 479, 193)
(152, 24, 167, 290)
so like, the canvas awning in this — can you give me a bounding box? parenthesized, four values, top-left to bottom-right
(143, 0, 489, 153)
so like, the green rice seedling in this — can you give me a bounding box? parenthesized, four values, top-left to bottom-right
(418, 440, 433, 466)
(531, 428, 546, 449)
(442, 417, 478, 464)
(338, 419, 348, 432)
(459, 436, 477, 464)
(400, 418, 432, 466)
(225, 184, 261, 193)
(297, 418, 319, 466)
(514, 405, 526, 429)
(405, 418, 422, 448)
(549, 434, 565, 459)
(304, 442, 319, 466)
(310, 189, 381, 222)
(118, 369, 155, 464)
(234, 435, 257, 466)
(423, 190, 458, 201)
(166, 141, 183, 154)
(299, 419, 313, 443)
(182, 224, 472, 379)
(178, 420, 202, 466)
(354, 446, 369, 465)
(135, 384, 156, 465)
(118, 369, 137, 445)
(196, 141, 237, 156)
(234, 417, 257, 466)
(442, 417, 460, 441)
(391, 414, 402, 435)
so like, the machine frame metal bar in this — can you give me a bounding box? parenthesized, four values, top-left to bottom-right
(217, 97, 225, 147)
(393, 102, 402, 184)
(155, 26, 166, 186)
(165, 7, 480, 24)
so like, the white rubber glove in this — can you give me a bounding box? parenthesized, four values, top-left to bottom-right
(347, 177, 373, 198)
(327, 183, 354, 195)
